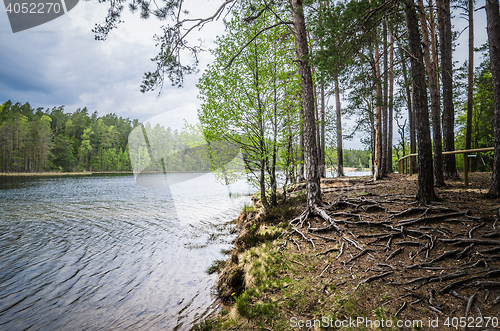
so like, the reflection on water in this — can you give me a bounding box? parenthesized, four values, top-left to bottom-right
(345, 171, 372, 177)
(0, 173, 251, 330)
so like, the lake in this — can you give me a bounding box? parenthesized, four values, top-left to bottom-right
(0, 173, 252, 331)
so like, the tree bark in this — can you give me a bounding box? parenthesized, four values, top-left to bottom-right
(405, 0, 436, 204)
(399, 45, 417, 174)
(320, 81, 326, 177)
(388, 26, 394, 173)
(310, 56, 323, 178)
(374, 35, 384, 180)
(486, 0, 500, 197)
(429, 0, 440, 89)
(437, 0, 459, 179)
(466, 0, 474, 151)
(292, 0, 322, 206)
(298, 90, 305, 183)
(382, 20, 388, 176)
(418, 0, 445, 187)
(335, 75, 344, 177)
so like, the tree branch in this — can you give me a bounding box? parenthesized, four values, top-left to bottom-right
(224, 21, 294, 69)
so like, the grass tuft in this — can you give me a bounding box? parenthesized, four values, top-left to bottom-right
(206, 259, 226, 275)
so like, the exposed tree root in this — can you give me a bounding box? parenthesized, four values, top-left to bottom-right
(345, 249, 375, 264)
(278, 187, 499, 319)
(354, 271, 393, 291)
(440, 238, 500, 245)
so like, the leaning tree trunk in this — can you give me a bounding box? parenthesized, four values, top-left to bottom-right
(405, 0, 436, 204)
(335, 75, 344, 177)
(486, 0, 500, 197)
(418, 0, 445, 187)
(437, 0, 459, 179)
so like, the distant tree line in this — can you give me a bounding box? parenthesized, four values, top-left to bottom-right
(0, 101, 255, 174)
(0, 101, 136, 173)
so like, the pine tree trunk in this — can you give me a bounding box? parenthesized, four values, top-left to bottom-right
(382, 21, 388, 176)
(335, 75, 344, 177)
(314, 82, 322, 178)
(418, 0, 445, 187)
(310, 56, 323, 178)
(486, 0, 500, 197)
(437, 0, 459, 179)
(320, 81, 326, 177)
(429, 0, 440, 89)
(299, 127, 305, 182)
(292, 0, 322, 206)
(388, 27, 394, 173)
(400, 46, 417, 174)
(374, 37, 383, 180)
(466, 0, 474, 151)
(298, 91, 305, 183)
(405, 0, 436, 204)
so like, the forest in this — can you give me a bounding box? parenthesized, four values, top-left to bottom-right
(0, 100, 373, 174)
(0, 101, 227, 173)
(0, 101, 135, 173)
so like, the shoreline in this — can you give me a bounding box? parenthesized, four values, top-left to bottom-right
(0, 171, 214, 177)
(0, 170, 370, 178)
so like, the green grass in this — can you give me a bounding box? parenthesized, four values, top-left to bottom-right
(206, 259, 226, 275)
(242, 204, 256, 213)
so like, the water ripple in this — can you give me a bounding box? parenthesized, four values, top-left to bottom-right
(0, 173, 251, 330)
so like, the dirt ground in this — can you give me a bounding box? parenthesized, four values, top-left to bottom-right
(197, 172, 500, 331)
(315, 172, 500, 328)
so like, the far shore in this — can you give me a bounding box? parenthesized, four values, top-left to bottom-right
(0, 171, 131, 177)
(1, 168, 371, 177)
(0, 171, 216, 176)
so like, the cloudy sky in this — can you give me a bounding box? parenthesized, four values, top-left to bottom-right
(0, 0, 489, 147)
(0, 0, 227, 131)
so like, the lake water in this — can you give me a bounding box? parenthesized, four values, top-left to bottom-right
(0, 173, 252, 331)
(344, 171, 372, 177)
